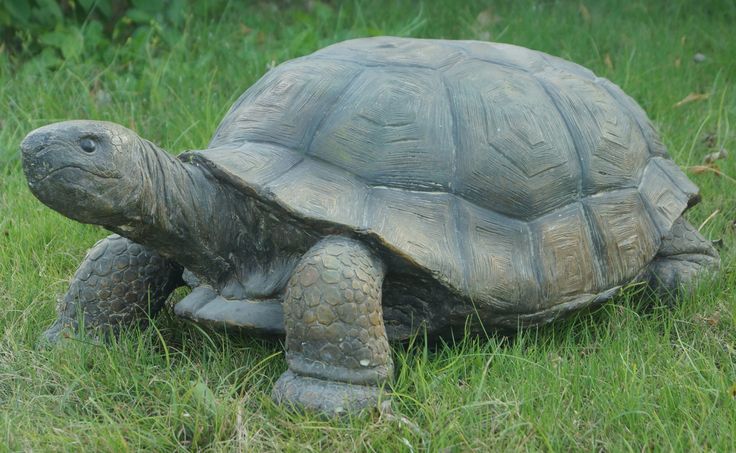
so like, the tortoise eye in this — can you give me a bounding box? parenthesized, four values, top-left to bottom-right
(79, 137, 97, 153)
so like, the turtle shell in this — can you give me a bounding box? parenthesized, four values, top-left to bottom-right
(184, 37, 699, 314)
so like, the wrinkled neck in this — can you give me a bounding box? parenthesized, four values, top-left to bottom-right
(138, 139, 200, 226)
(110, 141, 235, 283)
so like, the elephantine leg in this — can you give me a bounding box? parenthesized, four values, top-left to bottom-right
(41, 234, 183, 343)
(643, 217, 719, 299)
(272, 236, 393, 415)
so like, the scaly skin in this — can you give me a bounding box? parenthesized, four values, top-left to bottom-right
(644, 217, 720, 298)
(273, 236, 393, 414)
(41, 234, 183, 343)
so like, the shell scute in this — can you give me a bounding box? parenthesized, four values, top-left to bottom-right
(444, 60, 580, 219)
(210, 59, 362, 150)
(309, 68, 454, 191)
(638, 157, 698, 235)
(364, 189, 466, 290)
(266, 158, 367, 228)
(460, 201, 539, 310)
(533, 203, 602, 300)
(584, 189, 659, 285)
(534, 67, 649, 194)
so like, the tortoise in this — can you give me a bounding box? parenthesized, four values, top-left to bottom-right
(21, 37, 719, 414)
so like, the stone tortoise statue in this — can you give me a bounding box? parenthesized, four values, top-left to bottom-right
(21, 37, 719, 414)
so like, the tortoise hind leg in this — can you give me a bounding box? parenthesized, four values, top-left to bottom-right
(643, 217, 719, 299)
(272, 236, 393, 415)
(41, 234, 184, 343)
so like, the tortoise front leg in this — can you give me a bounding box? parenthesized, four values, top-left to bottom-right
(272, 236, 393, 414)
(41, 234, 184, 343)
(642, 217, 719, 299)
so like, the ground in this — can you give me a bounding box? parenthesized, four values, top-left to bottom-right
(1, 0, 735, 451)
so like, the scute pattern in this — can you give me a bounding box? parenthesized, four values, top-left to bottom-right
(534, 67, 649, 194)
(310, 68, 454, 191)
(638, 158, 694, 235)
(585, 189, 659, 284)
(596, 78, 669, 157)
(210, 59, 362, 150)
(366, 189, 465, 290)
(194, 37, 700, 313)
(461, 201, 539, 310)
(534, 203, 602, 300)
(445, 59, 580, 218)
(267, 159, 367, 227)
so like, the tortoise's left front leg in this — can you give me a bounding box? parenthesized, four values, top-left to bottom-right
(272, 236, 393, 415)
(642, 217, 719, 299)
(41, 234, 184, 343)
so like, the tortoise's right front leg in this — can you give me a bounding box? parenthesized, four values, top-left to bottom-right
(272, 236, 393, 415)
(41, 234, 184, 343)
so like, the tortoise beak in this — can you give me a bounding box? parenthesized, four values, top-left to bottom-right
(20, 127, 58, 184)
(20, 128, 52, 156)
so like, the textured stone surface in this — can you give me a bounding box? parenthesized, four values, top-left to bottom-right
(274, 236, 393, 412)
(41, 234, 182, 343)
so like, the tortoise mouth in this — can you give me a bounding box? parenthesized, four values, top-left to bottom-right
(26, 164, 119, 189)
(33, 164, 117, 183)
(25, 163, 131, 227)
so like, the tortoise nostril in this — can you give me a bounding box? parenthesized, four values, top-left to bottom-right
(20, 131, 51, 155)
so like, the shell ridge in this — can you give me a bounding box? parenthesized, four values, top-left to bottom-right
(360, 186, 374, 231)
(634, 189, 667, 245)
(467, 56, 529, 73)
(220, 137, 370, 189)
(440, 73, 460, 192)
(306, 54, 437, 70)
(651, 158, 680, 186)
(263, 150, 358, 190)
(257, 152, 306, 188)
(525, 220, 545, 307)
(579, 199, 609, 287)
(442, 71, 472, 293)
(449, 195, 471, 294)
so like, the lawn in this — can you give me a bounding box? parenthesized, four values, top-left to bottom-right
(1, 0, 735, 451)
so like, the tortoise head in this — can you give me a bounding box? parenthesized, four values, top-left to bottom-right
(20, 120, 147, 226)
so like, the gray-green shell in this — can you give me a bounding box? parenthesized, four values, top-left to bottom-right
(187, 37, 698, 314)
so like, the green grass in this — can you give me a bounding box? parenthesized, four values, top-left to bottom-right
(2, 0, 736, 451)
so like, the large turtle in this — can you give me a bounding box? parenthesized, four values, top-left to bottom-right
(21, 37, 719, 414)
